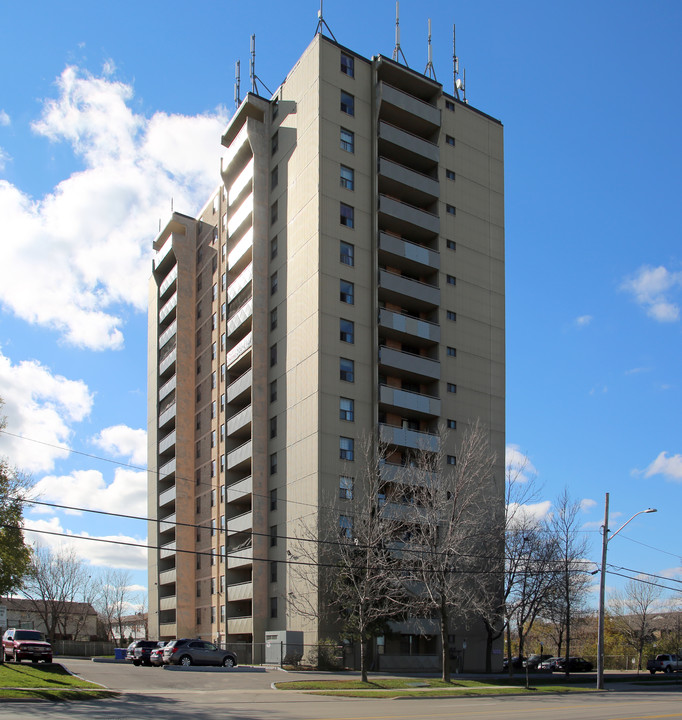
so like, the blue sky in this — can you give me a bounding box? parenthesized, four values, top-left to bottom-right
(0, 0, 680, 608)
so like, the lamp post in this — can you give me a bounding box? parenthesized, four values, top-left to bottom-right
(596, 493, 657, 689)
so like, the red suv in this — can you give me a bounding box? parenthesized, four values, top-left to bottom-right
(2, 629, 53, 663)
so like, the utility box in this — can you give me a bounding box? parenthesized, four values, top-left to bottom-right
(265, 631, 304, 666)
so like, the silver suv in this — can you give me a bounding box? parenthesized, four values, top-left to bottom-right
(162, 638, 237, 667)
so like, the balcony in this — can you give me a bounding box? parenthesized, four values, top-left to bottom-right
(378, 346, 440, 381)
(225, 476, 252, 504)
(158, 291, 177, 325)
(158, 319, 177, 351)
(158, 484, 176, 508)
(158, 568, 177, 585)
(221, 123, 250, 179)
(378, 157, 439, 204)
(379, 232, 440, 273)
(379, 384, 441, 418)
(377, 81, 441, 136)
(160, 541, 176, 560)
(159, 595, 176, 611)
(227, 440, 252, 471)
(227, 262, 253, 304)
(227, 510, 252, 535)
(379, 269, 440, 310)
(154, 235, 173, 270)
(379, 423, 439, 452)
(159, 458, 176, 482)
(159, 513, 176, 534)
(378, 121, 439, 171)
(227, 581, 253, 603)
(158, 374, 176, 403)
(227, 545, 252, 570)
(228, 227, 253, 273)
(227, 368, 252, 406)
(229, 157, 254, 206)
(159, 264, 178, 299)
(227, 615, 253, 636)
(159, 622, 177, 637)
(380, 460, 438, 486)
(379, 309, 440, 345)
(378, 195, 440, 240)
(159, 345, 176, 377)
(227, 405, 252, 438)
(228, 193, 253, 239)
(227, 297, 253, 339)
(158, 429, 176, 455)
(158, 400, 176, 430)
(226, 331, 252, 373)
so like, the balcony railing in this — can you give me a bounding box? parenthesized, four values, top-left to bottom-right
(378, 308, 440, 344)
(378, 346, 440, 381)
(378, 231, 440, 272)
(226, 581, 253, 603)
(228, 227, 253, 272)
(159, 264, 178, 298)
(228, 193, 253, 239)
(227, 262, 253, 304)
(379, 423, 439, 452)
(227, 545, 252, 569)
(226, 331, 253, 369)
(229, 157, 254, 206)
(158, 319, 177, 350)
(378, 268, 440, 309)
(379, 384, 441, 417)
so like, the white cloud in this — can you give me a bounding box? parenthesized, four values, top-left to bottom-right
(643, 451, 682, 482)
(0, 65, 227, 350)
(0, 110, 9, 126)
(580, 498, 597, 513)
(506, 500, 552, 529)
(575, 314, 593, 327)
(24, 517, 147, 570)
(0, 148, 9, 172)
(621, 265, 682, 323)
(505, 444, 537, 484)
(32, 467, 147, 516)
(0, 349, 93, 472)
(93, 424, 147, 466)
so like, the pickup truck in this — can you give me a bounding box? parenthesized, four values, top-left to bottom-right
(647, 653, 682, 674)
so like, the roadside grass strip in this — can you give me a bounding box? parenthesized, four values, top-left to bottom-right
(274, 677, 597, 698)
(0, 663, 113, 701)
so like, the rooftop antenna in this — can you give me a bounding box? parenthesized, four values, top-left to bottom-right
(463, 67, 468, 104)
(315, 0, 337, 42)
(249, 34, 273, 97)
(392, 2, 408, 66)
(424, 18, 436, 80)
(234, 60, 241, 108)
(452, 24, 462, 100)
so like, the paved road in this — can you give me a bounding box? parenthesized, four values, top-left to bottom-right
(0, 659, 679, 720)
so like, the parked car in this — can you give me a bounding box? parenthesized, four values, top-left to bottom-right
(162, 639, 238, 667)
(555, 656, 593, 672)
(150, 644, 167, 667)
(538, 656, 562, 671)
(646, 654, 682, 674)
(133, 640, 166, 666)
(502, 655, 525, 671)
(523, 653, 553, 670)
(125, 640, 161, 666)
(2, 628, 53, 663)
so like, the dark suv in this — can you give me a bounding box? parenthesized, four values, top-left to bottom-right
(162, 638, 237, 667)
(2, 629, 53, 663)
(126, 640, 161, 666)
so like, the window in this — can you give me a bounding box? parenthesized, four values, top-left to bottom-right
(221, 363, 225, 380)
(211, 430, 216, 448)
(196, 414, 201, 431)
(340, 358, 354, 382)
(197, 302, 202, 319)
(271, 200, 278, 225)
(447, 455, 457, 465)
(340, 90, 354, 115)
(447, 275, 456, 285)
(339, 397, 354, 421)
(270, 596, 278, 618)
(340, 127, 354, 153)
(339, 475, 354, 500)
(339, 515, 353, 538)
(271, 130, 278, 155)
(211, 372, 216, 389)
(196, 496, 201, 514)
(340, 436, 354, 460)
(211, 400, 216, 418)
(212, 256, 217, 274)
(211, 460, 216, 478)
(271, 235, 278, 259)
(340, 319, 354, 343)
(196, 469, 201, 486)
(221, 272, 226, 290)
(212, 283, 218, 301)
(270, 525, 278, 547)
(446, 134, 455, 146)
(446, 204, 456, 215)
(270, 415, 277, 439)
(197, 273, 203, 292)
(270, 380, 277, 402)
(271, 165, 278, 189)
(271, 271, 278, 295)
(221, 241, 226, 258)
(196, 329, 201, 347)
(447, 347, 456, 357)
(340, 279, 354, 304)
(197, 246, 203, 264)
(340, 202, 354, 228)
(270, 343, 277, 367)
(196, 441, 201, 459)
(196, 581, 201, 598)
(196, 358, 202, 375)
(221, 302, 226, 319)
(447, 310, 457, 321)
(270, 488, 277, 511)
(446, 169, 456, 180)
(271, 307, 278, 330)
(447, 383, 457, 393)
(340, 164, 354, 190)
(220, 393, 225, 412)
(270, 452, 277, 475)
(270, 561, 278, 583)
(211, 518, 216, 536)
(445, 99, 455, 111)
(447, 419, 457, 429)
(340, 240, 354, 266)
(220, 454, 225, 473)
(271, 98, 279, 119)
(211, 578, 216, 595)
(212, 342, 217, 360)
(446, 239, 456, 251)
(340, 52, 354, 77)
(221, 332, 226, 350)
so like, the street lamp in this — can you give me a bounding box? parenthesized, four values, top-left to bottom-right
(596, 493, 657, 690)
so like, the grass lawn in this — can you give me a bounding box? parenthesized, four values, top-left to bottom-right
(0, 662, 113, 701)
(274, 677, 597, 698)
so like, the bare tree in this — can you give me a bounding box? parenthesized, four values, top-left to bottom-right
(405, 420, 497, 681)
(94, 569, 134, 645)
(610, 575, 663, 671)
(21, 545, 94, 642)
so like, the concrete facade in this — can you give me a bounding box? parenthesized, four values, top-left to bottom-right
(148, 33, 504, 672)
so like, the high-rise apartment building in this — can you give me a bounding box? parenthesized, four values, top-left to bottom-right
(148, 31, 504, 671)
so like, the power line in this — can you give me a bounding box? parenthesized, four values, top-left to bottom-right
(605, 570, 682, 595)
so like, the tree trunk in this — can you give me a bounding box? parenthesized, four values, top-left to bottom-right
(440, 607, 450, 682)
(360, 635, 367, 683)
